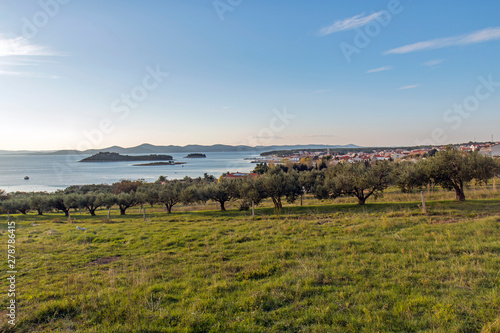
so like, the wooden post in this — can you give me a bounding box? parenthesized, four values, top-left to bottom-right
(68, 210, 71, 222)
(300, 195, 303, 206)
(421, 191, 427, 214)
(252, 201, 255, 218)
(143, 208, 146, 221)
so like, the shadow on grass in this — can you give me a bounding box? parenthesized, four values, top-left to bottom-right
(1, 198, 499, 225)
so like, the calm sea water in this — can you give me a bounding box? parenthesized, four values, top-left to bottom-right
(0, 151, 262, 193)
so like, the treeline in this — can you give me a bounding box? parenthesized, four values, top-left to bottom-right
(0, 149, 499, 216)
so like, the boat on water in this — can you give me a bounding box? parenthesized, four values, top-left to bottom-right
(24, 176, 30, 180)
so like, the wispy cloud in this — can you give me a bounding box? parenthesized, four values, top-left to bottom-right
(252, 135, 284, 140)
(0, 71, 60, 79)
(301, 134, 337, 139)
(385, 27, 500, 54)
(422, 59, 444, 67)
(0, 35, 55, 57)
(313, 88, 334, 94)
(0, 35, 60, 79)
(366, 66, 394, 74)
(319, 12, 384, 36)
(398, 84, 421, 90)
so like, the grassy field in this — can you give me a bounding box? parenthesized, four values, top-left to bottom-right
(1, 188, 500, 332)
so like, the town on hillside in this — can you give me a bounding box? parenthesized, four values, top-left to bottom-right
(254, 142, 500, 166)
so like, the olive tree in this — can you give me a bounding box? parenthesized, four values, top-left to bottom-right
(158, 181, 190, 213)
(320, 161, 392, 205)
(115, 192, 138, 215)
(259, 167, 301, 210)
(426, 148, 499, 201)
(30, 192, 52, 215)
(202, 179, 239, 211)
(77, 192, 108, 216)
(392, 161, 429, 193)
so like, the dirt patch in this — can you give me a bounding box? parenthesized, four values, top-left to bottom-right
(87, 256, 121, 266)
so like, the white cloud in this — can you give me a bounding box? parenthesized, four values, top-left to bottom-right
(398, 84, 421, 90)
(0, 35, 54, 57)
(421, 59, 444, 67)
(319, 12, 384, 36)
(0, 71, 60, 78)
(385, 27, 500, 54)
(0, 35, 60, 79)
(366, 66, 394, 74)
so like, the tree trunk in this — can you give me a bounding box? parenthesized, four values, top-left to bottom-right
(272, 197, 282, 210)
(165, 204, 172, 214)
(120, 206, 127, 215)
(455, 187, 466, 201)
(219, 201, 226, 211)
(89, 209, 96, 216)
(357, 196, 366, 205)
(37, 209, 43, 215)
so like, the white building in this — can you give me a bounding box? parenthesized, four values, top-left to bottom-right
(492, 144, 500, 157)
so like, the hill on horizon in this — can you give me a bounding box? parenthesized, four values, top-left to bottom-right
(18, 143, 361, 155)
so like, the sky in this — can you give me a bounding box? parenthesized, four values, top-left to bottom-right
(1, 0, 500, 150)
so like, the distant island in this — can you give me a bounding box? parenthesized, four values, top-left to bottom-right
(184, 153, 206, 158)
(133, 161, 186, 166)
(79, 152, 173, 162)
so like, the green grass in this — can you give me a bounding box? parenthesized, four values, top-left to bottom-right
(1, 190, 500, 332)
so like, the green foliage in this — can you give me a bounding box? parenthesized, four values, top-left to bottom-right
(259, 167, 302, 210)
(29, 192, 52, 215)
(115, 192, 138, 215)
(202, 179, 239, 211)
(1, 197, 31, 214)
(158, 181, 190, 213)
(112, 180, 143, 194)
(253, 162, 269, 175)
(393, 161, 429, 193)
(426, 148, 499, 201)
(137, 183, 161, 207)
(236, 177, 266, 207)
(318, 161, 392, 205)
(77, 192, 109, 216)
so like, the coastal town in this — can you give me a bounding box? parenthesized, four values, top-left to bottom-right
(255, 142, 500, 165)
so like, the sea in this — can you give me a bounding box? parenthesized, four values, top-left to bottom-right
(0, 151, 263, 193)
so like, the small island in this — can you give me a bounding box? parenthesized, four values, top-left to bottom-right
(79, 152, 173, 162)
(133, 161, 186, 166)
(184, 153, 206, 158)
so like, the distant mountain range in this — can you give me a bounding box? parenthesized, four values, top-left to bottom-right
(0, 143, 360, 155)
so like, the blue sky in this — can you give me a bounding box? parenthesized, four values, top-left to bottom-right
(1, 0, 500, 150)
